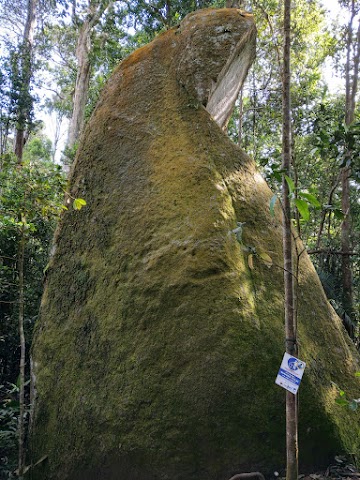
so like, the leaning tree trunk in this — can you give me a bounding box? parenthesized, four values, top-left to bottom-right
(14, 0, 38, 163)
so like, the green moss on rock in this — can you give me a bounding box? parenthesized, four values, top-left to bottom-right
(29, 8, 360, 480)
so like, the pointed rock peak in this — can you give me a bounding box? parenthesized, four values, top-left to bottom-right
(177, 8, 256, 129)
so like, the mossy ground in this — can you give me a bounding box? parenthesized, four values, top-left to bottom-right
(29, 8, 360, 480)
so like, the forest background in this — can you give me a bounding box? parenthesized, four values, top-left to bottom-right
(0, 0, 359, 478)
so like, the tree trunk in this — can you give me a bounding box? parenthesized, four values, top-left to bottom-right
(341, 1, 360, 319)
(14, 0, 38, 164)
(67, 20, 91, 151)
(0, 112, 9, 156)
(282, 1, 298, 479)
(17, 219, 26, 479)
(67, 0, 114, 153)
(14, 128, 26, 162)
(341, 166, 353, 316)
(52, 112, 65, 162)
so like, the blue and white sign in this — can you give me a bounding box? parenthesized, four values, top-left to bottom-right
(275, 352, 306, 395)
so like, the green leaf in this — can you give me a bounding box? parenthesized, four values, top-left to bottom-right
(259, 251, 273, 267)
(333, 209, 345, 220)
(355, 372, 360, 377)
(272, 171, 282, 182)
(299, 192, 321, 208)
(270, 194, 278, 217)
(335, 397, 348, 406)
(73, 198, 87, 210)
(285, 175, 295, 195)
(295, 199, 310, 221)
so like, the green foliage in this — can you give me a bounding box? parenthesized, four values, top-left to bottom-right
(285, 175, 295, 196)
(0, 383, 19, 479)
(62, 141, 78, 165)
(0, 127, 89, 472)
(294, 198, 310, 222)
(0, 155, 65, 226)
(0, 150, 66, 474)
(0, 56, 13, 155)
(41, 1, 129, 128)
(72, 198, 87, 210)
(226, 0, 359, 325)
(8, 43, 35, 132)
(294, 96, 360, 321)
(23, 135, 52, 163)
(126, 0, 214, 34)
(274, 174, 321, 223)
(299, 193, 321, 209)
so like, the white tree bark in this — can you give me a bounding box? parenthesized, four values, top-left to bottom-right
(66, 20, 91, 150)
(66, 0, 114, 153)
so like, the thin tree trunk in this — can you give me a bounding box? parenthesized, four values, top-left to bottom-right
(14, 0, 37, 461)
(282, 0, 298, 479)
(14, 0, 38, 163)
(0, 111, 10, 156)
(67, 20, 91, 151)
(341, 166, 353, 315)
(341, 2, 360, 319)
(17, 219, 26, 479)
(52, 112, 65, 162)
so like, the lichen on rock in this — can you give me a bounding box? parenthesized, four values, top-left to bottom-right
(29, 8, 360, 480)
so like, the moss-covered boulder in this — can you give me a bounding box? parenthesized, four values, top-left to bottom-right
(29, 8, 360, 480)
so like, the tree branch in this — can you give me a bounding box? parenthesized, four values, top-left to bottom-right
(308, 249, 358, 256)
(89, 0, 114, 29)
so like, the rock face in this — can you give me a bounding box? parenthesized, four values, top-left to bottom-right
(29, 8, 360, 480)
